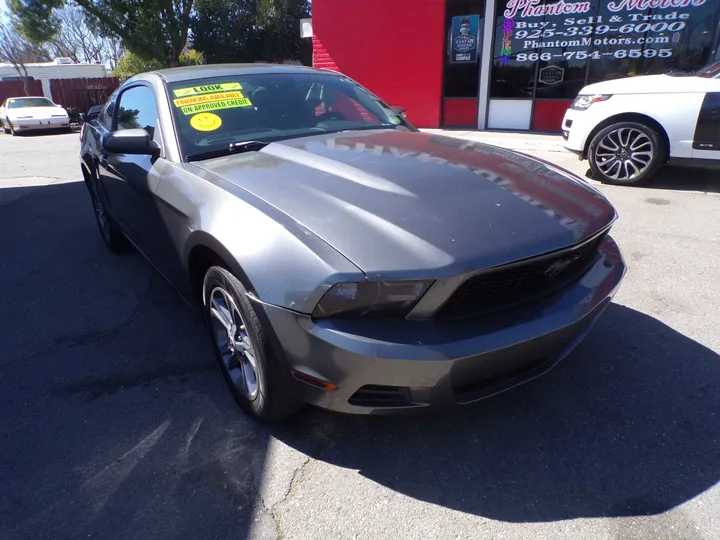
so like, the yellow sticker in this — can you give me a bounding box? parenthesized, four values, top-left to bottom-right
(8, 99, 15, 103)
(173, 82, 242, 97)
(180, 97, 253, 115)
(173, 91, 245, 108)
(190, 113, 223, 132)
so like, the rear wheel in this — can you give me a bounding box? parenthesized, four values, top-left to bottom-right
(203, 266, 301, 422)
(588, 121, 664, 186)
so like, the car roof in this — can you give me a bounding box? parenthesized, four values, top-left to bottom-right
(5, 96, 49, 100)
(152, 63, 340, 83)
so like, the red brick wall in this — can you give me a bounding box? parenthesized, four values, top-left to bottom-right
(312, 0, 446, 128)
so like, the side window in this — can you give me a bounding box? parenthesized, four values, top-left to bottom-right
(116, 85, 159, 139)
(99, 99, 116, 129)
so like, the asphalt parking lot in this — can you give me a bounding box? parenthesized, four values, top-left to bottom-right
(1, 131, 718, 540)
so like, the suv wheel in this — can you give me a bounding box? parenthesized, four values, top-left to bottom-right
(588, 121, 664, 186)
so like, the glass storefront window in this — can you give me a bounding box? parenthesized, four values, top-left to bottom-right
(491, 0, 720, 99)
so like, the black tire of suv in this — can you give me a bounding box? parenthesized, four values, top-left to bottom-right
(203, 266, 301, 422)
(588, 121, 665, 186)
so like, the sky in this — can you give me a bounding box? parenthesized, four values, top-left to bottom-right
(0, 0, 8, 24)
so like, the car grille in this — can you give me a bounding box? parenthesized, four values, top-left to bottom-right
(348, 385, 412, 407)
(435, 231, 607, 321)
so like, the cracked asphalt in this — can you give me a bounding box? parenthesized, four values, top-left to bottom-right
(1, 131, 719, 540)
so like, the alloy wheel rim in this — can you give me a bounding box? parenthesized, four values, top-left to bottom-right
(595, 127, 654, 181)
(209, 286, 259, 401)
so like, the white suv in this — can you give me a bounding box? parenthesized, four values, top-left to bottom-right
(562, 60, 720, 185)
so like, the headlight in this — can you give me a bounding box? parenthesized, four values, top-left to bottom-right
(571, 94, 612, 110)
(312, 280, 432, 318)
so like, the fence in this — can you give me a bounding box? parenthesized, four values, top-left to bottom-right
(0, 79, 44, 104)
(49, 77, 119, 113)
(0, 77, 119, 113)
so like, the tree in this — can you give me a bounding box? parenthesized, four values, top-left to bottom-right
(111, 51, 163, 81)
(10, 0, 194, 67)
(0, 20, 50, 95)
(111, 49, 204, 81)
(192, 0, 310, 65)
(43, 5, 122, 66)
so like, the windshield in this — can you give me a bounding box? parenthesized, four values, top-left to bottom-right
(696, 60, 720, 79)
(6, 97, 55, 109)
(166, 72, 411, 160)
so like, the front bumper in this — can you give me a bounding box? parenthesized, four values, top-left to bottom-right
(262, 236, 626, 414)
(10, 118, 70, 131)
(562, 108, 590, 158)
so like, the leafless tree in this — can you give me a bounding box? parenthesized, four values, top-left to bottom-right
(0, 20, 50, 95)
(102, 35, 123, 70)
(44, 6, 125, 69)
(46, 5, 103, 63)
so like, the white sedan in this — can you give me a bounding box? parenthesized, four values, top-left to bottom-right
(563, 60, 720, 185)
(0, 96, 71, 136)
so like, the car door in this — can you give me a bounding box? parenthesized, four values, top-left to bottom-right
(98, 84, 169, 252)
(691, 83, 720, 162)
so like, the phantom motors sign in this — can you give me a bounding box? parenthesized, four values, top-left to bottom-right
(498, 0, 709, 68)
(503, 0, 707, 18)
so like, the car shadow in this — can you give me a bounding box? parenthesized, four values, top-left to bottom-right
(585, 165, 719, 193)
(0, 180, 268, 540)
(273, 302, 720, 523)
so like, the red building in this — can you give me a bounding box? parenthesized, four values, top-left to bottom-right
(311, 0, 720, 132)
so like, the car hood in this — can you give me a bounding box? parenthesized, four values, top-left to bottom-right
(581, 74, 716, 95)
(193, 130, 616, 278)
(5, 106, 67, 119)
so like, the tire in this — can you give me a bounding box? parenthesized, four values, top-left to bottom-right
(2, 118, 9, 134)
(87, 176, 129, 253)
(9, 121, 18, 136)
(203, 266, 301, 422)
(588, 121, 664, 186)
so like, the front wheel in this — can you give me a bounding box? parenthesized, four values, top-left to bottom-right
(588, 122, 664, 186)
(87, 177, 129, 253)
(203, 266, 300, 422)
(2, 118, 10, 134)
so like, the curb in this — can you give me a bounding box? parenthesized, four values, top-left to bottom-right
(420, 129, 567, 154)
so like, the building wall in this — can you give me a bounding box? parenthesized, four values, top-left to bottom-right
(0, 62, 107, 81)
(312, 0, 446, 128)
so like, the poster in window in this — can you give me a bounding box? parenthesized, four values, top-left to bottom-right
(450, 15, 480, 64)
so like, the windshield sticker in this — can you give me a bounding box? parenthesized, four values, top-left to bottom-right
(172, 82, 242, 97)
(179, 97, 253, 115)
(173, 91, 245, 108)
(190, 112, 223, 132)
(8, 99, 15, 103)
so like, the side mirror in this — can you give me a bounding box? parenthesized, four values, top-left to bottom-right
(103, 129, 159, 156)
(80, 113, 87, 122)
(392, 106, 407, 118)
(55, 104, 63, 108)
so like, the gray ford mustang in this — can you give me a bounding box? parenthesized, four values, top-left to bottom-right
(80, 64, 625, 421)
